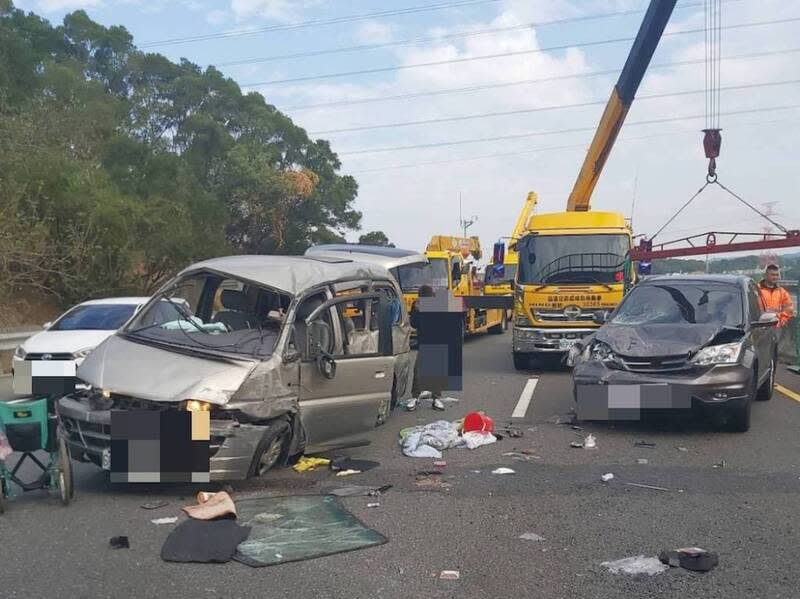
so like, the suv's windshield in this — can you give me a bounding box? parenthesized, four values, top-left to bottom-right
(51, 304, 138, 331)
(517, 234, 629, 285)
(124, 272, 292, 357)
(611, 283, 743, 326)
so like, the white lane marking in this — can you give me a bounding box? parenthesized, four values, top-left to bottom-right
(512, 377, 538, 419)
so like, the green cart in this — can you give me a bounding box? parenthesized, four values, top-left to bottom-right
(0, 397, 73, 512)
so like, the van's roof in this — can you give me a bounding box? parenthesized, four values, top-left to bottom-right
(307, 244, 419, 258)
(306, 247, 427, 270)
(180, 255, 395, 296)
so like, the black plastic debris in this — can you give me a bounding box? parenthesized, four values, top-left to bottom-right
(634, 441, 657, 449)
(330, 457, 379, 473)
(140, 501, 169, 510)
(659, 547, 719, 572)
(161, 518, 251, 563)
(109, 536, 130, 549)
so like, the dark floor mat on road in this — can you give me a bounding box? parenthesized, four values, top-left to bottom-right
(233, 495, 387, 567)
(161, 518, 251, 563)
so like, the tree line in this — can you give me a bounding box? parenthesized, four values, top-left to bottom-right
(0, 1, 391, 308)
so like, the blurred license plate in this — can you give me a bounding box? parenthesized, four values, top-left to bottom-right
(558, 339, 576, 351)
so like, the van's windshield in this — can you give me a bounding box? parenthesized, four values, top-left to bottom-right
(124, 272, 292, 357)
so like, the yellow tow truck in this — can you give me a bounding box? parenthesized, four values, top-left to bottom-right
(511, 0, 676, 369)
(425, 235, 507, 336)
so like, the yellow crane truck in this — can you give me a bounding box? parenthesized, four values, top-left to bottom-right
(511, 0, 676, 369)
(425, 235, 507, 336)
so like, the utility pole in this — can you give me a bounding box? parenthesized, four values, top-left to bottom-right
(458, 192, 477, 238)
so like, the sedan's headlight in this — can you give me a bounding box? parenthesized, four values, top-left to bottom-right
(692, 342, 743, 366)
(73, 347, 93, 359)
(14, 346, 26, 359)
(181, 399, 213, 412)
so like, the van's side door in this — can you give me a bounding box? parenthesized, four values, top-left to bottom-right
(297, 293, 393, 452)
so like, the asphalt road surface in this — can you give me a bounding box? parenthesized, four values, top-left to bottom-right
(2, 333, 800, 599)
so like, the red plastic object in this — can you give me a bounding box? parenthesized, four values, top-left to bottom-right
(463, 412, 494, 433)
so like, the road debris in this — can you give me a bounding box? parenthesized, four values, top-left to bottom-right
(712, 460, 726, 469)
(335, 469, 362, 477)
(439, 570, 460, 580)
(293, 456, 331, 472)
(328, 485, 391, 498)
(601, 473, 614, 482)
(583, 434, 597, 449)
(366, 503, 380, 508)
(330, 457, 379, 472)
(433, 460, 447, 468)
(677, 446, 689, 452)
(400, 420, 496, 457)
(624, 482, 670, 492)
(463, 411, 494, 433)
(636, 458, 649, 465)
(659, 547, 719, 572)
(183, 491, 237, 520)
(570, 441, 584, 448)
(601, 555, 668, 576)
(491, 467, 516, 475)
(151, 517, 178, 525)
(162, 518, 252, 564)
(634, 441, 656, 449)
(140, 501, 169, 510)
(519, 532, 546, 542)
(109, 536, 130, 550)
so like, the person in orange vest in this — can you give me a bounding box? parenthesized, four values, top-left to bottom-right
(758, 263, 795, 327)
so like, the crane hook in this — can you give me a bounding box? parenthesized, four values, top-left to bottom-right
(702, 129, 722, 182)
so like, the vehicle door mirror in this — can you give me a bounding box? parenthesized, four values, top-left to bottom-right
(42, 321, 52, 329)
(753, 312, 779, 328)
(306, 320, 331, 359)
(593, 310, 610, 325)
(283, 346, 301, 364)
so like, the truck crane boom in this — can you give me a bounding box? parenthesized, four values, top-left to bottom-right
(566, 0, 677, 212)
(510, 192, 538, 244)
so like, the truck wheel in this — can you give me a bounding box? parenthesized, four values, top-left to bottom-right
(489, 312, 507, 334)
(513, 352, 528, 371)
(756, 356, 775, 401)
(248, 421, 291, 478)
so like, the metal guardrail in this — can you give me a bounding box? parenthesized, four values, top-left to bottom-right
(0, 330, 40, 351)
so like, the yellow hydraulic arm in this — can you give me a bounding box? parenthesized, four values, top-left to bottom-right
(566, 0, 677, 211)
(510, 192, 538, 245)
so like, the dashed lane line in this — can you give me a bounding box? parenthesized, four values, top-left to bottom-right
(512, 377, 538, 419)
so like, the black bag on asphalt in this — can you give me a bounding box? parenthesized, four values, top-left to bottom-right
(161, 518, 251, 563)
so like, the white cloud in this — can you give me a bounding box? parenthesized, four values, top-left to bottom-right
(35, 0, 103, 11)
(355, 20, 394, 45)
(229, 0, 323, 23)
(205, 8, 228, 25)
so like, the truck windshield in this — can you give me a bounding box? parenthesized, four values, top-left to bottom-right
(484, 263, 517, 285)
(611, 283, 743, 326)
(124, 272, 291, 358)
(517, 234, 629, 285)
(426, 258, 450, 289)
(395, 262, 434, 292)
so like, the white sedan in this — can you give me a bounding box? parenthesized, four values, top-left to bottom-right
(12, 297, 149, 395)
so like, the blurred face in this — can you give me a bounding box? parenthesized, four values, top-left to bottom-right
(766, 269, 780, 286)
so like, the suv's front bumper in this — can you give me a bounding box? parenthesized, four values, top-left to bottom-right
(513, 326, 595, 353)
(57, 393, 264, 481)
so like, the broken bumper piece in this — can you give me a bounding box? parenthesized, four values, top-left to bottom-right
(57, 393, 265, 480)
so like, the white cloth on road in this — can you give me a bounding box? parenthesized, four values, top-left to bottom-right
(400, 420, 496, 458)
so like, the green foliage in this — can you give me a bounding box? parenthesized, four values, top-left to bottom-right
(0, 2, 361, 307)
(358, 231, 395, 247)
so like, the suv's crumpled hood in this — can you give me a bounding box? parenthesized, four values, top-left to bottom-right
(595, 323, 729, 357)
(77, 334, 256, 405)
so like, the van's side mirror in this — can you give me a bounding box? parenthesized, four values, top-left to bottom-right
(306, 320, 331, 359)
(593, 310, 610, 325)
(753, 312, 779, 328)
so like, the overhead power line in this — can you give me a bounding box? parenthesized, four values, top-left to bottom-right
(339, 103, 800, 155)
(348, 116, 800, 175)
(284, 47, 800, 111)
(141, 0, 501, 48)
(218, 0, 744, 67)
(310, 79, 800, 134)
(242, 16, 800, 86)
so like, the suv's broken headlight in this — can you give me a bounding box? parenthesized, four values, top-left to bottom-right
(585, 341, 616, 363)
(692, 342, 743, 366)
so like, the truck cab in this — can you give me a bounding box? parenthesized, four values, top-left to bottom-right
(512, 211, 632, 369)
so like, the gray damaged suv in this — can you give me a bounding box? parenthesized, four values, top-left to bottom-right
(571, 275, 778, 431)
(57, 255, 413, 480)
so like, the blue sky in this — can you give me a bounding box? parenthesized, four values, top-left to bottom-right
(14, 0, 800, 257)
